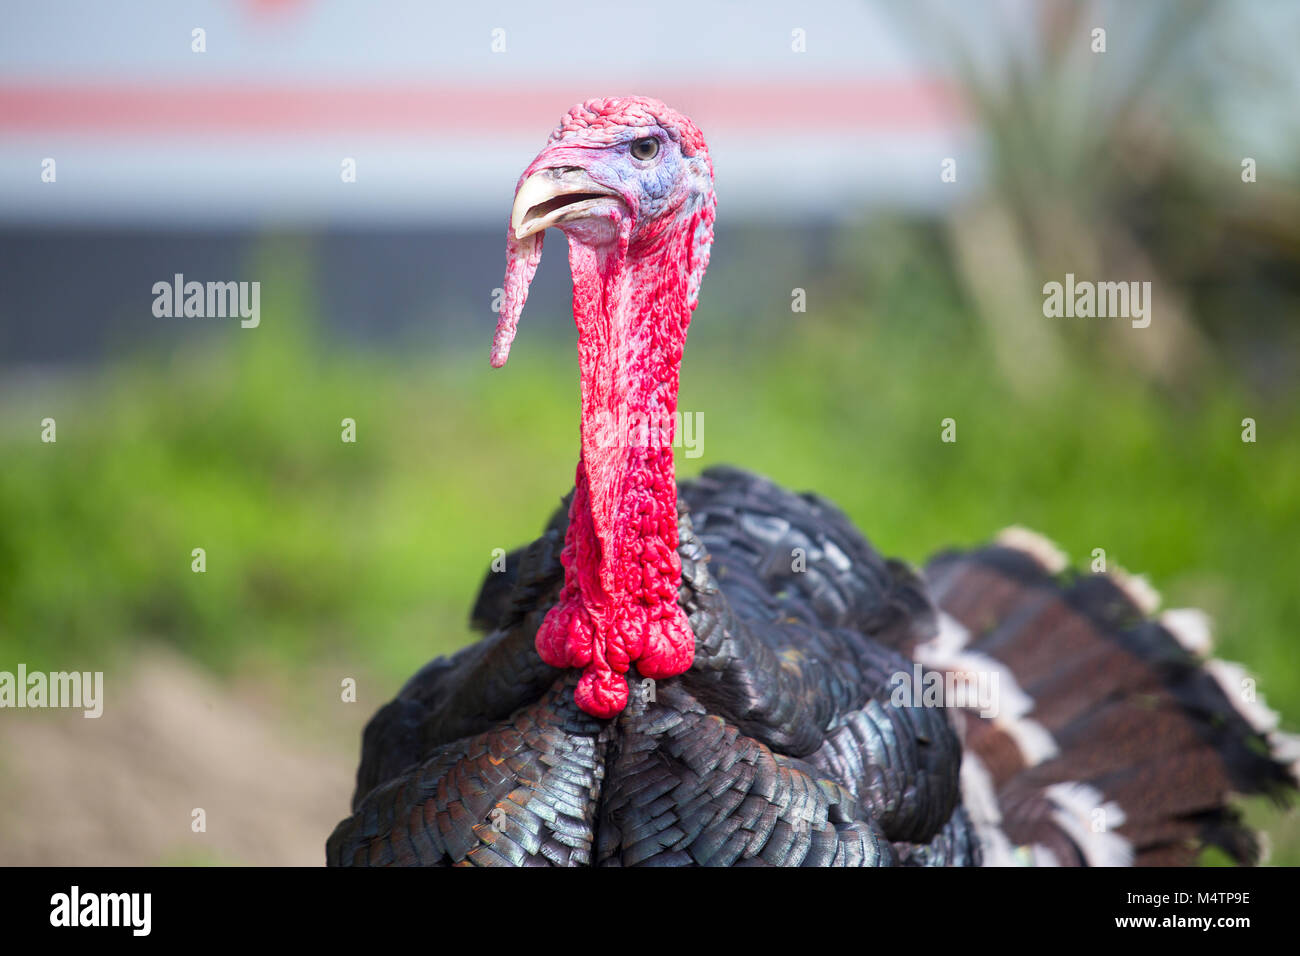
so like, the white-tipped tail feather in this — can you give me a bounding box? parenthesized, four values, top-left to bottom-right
(915, 613, 1059, 767)
(1159, 607, 1213, 657)
(997, 714, 1060, 767)
(1204, 658, 1281, 735)
(959, 753, 1022, 866)
(1043, 782, 1134, 867)
(1108, 566, 1162, 615)
(995, 526, 1068, 574)
(923, 527, 1296, 867)
(1194, 643, 1299, 787)
(1269, 732, 1300, 786)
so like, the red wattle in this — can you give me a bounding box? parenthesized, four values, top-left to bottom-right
(504, 97, 717, 720)
(535, 600, 593, 670)
(575, 666, 628, 720)
(636, 606, 695, 679)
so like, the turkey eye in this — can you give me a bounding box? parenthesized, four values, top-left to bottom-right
(630, 137, 659, 161)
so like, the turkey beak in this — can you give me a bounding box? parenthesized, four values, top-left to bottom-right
(492, 165, 623, 369)
(511, 167, 622, 241)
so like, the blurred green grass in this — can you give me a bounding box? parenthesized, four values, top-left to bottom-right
(0, 239, 1296, 863)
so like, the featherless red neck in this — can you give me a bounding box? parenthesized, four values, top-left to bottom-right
(490, 97, 716, 717)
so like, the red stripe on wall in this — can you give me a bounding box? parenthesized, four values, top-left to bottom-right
(0, 80, 962, 136)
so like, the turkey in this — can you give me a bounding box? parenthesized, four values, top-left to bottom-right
(327, 96, 1298, 867)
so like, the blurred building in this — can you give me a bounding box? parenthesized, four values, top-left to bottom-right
(0, 0, 979, 364)
(0, 0, 974, 227)
(2, 0, 1294, 365)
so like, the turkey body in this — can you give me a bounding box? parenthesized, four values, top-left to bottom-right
(327, 467, 1295, 867)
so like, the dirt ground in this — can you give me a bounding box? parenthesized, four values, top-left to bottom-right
(0, 649, 366, 866)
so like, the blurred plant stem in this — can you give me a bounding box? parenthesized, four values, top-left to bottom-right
(887, 0, 1300, 390)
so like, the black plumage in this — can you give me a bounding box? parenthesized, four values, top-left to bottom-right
(327, 467, 1296, 867)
